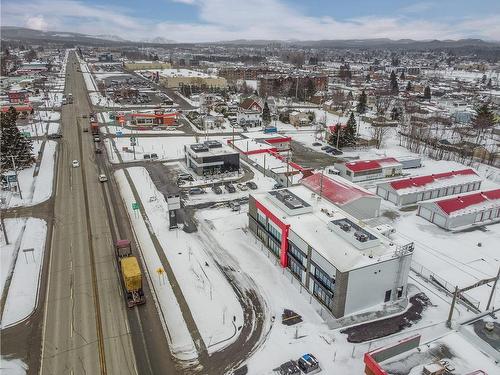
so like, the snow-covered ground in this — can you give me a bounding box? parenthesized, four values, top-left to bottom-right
(0, 356, 27, 375)
(1, 218, 47, 328)
(101, 124, 184, 136)
(114, 169, 197, 360)
(104, 135, 233, 163)
(17, 121, 59, 136)
(1, 141, 57, 208)
(126, 167, 244, 353)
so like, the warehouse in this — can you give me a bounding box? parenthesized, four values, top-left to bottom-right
(184, 140, 240, 176)
(334, 158, 403, 183)
(248, 186, 414, 317)
(375, 169, 482, 206)
(417, 188, 500, 230)
(300, 173, 381, 219)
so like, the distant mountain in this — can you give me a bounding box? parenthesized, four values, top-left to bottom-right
(140, 36, 177, 44)
(90, 34, 129, 42)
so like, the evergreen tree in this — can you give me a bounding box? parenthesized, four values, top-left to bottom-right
(487, 78, 493, 88)
(472, 103, 495, 131)
(390, 71, 399, 95)
(424, 85, 431, 99)
(343, 112, 357, 147)
(406, 81, 412, 92)
(391, 107, 401, 121)
(400, 71, 406, 80)
(356, 90, 367, 114)
(365, 74, 371, 83)
(262, 101, 271, 125)
(481, 74, 487, 84)
(1, 107, 34, 170)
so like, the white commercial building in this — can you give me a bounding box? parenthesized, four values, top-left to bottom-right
(417, 188, 500, 230)
(334, 158, 403, 183)
(376, 169, 482, 206)
(248, 186, 414, 317)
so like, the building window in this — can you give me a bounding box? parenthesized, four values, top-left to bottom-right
(288, 241, 306, 265)
(267, 222, 282, 242)
(268, 238, 280, 258)
(313, 266, 335, 292)
(289, 258, 303, 280)
(313, 281, 333, 309)
(257, 210, 267, 227)
(384, 289, 392, 302)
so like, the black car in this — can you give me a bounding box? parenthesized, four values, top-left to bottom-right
(246, 181, 258, 190)
(211, 185, 222, 194)
(320, 145, 330, 151)
(47, 133, 62, 139)
(312, 142, 322, 147)
(324, 146, 334, 153)
(331, 147, 343, 155)
(224, 183, 236, 193)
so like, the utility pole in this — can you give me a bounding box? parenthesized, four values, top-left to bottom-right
(486, 266, 500, 311)
(319, 168, 324, 200)
(446, 286, 459, 329)
(10, 156, 23, 200)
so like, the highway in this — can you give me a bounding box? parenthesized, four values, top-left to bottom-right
(39, 51, 177, 375)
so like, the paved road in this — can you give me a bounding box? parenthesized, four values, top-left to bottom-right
(39, 52, 138, 375)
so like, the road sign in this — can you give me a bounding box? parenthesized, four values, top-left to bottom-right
(132, 202, 139, 210)
(116, 131, 123, 137)
(7, 174, 17, 183)
(21, 131, 31, 137)
(130, 136, 136, 141)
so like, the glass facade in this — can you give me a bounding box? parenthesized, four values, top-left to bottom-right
(313, 281, 333, 309)
(267, 222, 282, 242)
(313, 265, 335, 292)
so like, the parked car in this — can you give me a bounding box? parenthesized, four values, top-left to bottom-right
(143, 154, 151, 160)
(48, 133, 62, 139)
(211, 185, 222, 195)
(320, 145, 330, 151)
(273, 183, 284, 189)
(297, 353, 320, 374)
(93, 135, 100, 142)
(331, 147, 343, 155)
(224, 183, 236, 193)
(72, 160, 80, 168)
(178, 173, 194, 182)
(237, 183, 248, 191)
(189, 187, 205, 195)
(312, 142, 322, 147)
(150, 153, 159, 160)
(95, 147, 102, 154)
(324, 146, 334, 153)
(246, 181, 258, 190)
(98, 174, 108, 182)
(229, 201, 240, 212)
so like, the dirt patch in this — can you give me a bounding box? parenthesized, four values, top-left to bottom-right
(341, 293, 431, 343)
(381, 210, 400, 220)
(399, 205, 418, 212)
(290, 140, 337, 169)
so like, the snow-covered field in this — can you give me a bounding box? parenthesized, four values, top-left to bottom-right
(17, 121, 59, 136)
(1, 218, 47, 328)
(101, 124, 184, 136)
(1, 141, 57, 208)
(104, 135, 233, 163)
(0, 356, 27, 375)
(126, 167, 244, 354)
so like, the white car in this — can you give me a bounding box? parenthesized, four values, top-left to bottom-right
(98, 174, 108, 182)
(237, 183, 248, 191)
(72, 160, 80, 168)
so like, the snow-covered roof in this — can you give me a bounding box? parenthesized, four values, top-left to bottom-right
(386, 169, 480, 194)
(253, 185, 407, 272)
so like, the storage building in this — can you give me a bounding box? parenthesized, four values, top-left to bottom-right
(300, 173, 381, 219)
(334, 158, 403, 183)
(248, 186, 414, 317)
(184, 140, 240, 176)
(376, 169, 482, 206)
(417, 188, 500, 230)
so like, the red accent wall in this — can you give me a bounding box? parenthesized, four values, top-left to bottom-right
(363, 353, 387, 375)
(255, 199, 290, 268)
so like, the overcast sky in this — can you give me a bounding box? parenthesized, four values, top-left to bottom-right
(2, 0, 500, 42)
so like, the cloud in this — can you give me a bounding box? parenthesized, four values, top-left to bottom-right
(2, 0, 499, 42)
(399, 2, 434, 14)
(25, 15, 49, 31)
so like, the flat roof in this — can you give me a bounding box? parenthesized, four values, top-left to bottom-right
(253, 185, 408, 272)
(186, 141, 238, 158)
(343, 157, 401, 172)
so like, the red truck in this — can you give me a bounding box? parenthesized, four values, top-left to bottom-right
(90, 121, 99, 135)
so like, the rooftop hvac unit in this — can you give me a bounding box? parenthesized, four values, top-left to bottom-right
(340, 222, 351, 232)
(354, 231, 368, 242)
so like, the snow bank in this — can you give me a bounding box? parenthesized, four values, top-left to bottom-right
(1, 218, 47, 328)
(114, 169, 197, 360)
(0, 356, 27, 375)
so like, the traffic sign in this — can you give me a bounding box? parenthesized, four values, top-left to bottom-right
(132, 202, 139, 210)
(21, 131, 31, 137)
(7, 174, 17, 183)
(130, 136, 136, 141)
(116, 131, 123, 137)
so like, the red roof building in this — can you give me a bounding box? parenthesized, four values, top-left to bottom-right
(334, 158, 403, 182)
(417, 188, 500, 229)
(376, 168, 482, 206)
(301, 173, 381, 218)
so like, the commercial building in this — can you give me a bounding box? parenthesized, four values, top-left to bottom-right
(155, 69, 227, 89)
(184, 140, 240, 176)
(125, 61, 172, 70)
(258, 73, 328, 97)
(7, 89, 29, 104)
(289, 111, 311, 127)
(248, 186, 414, 317)
(301, 173, 381, 219)
(376, 169, 482, 206)
(417, 188, 500, 230)
(129, 110, 178, 126)
(218, 66, 278, 81)
(334, 158, 403, 183)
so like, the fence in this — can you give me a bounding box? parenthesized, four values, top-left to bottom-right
(410, 260, 481, 311)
